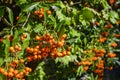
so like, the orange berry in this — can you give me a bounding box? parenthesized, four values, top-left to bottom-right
(0, 38, 4, 42)
(26, 47, 30, 52)
(114, 34, 120, 38)
(25, 67, 32, 72)
(62, 50, 66, 56)
(10, 63, 16, 68)
(13, 70, 18, 75)
(35, 45, 40, 49)
(14, 45, 19, 50)
(33, 48, 38, 53)
(37, 55, 42, 59)
(7, 72, 14, 77)
(8, 68, 14, 73)
(91, 57, 98, 61)
(20, 59, 24, 63)
(21, 36, 24, 41)
(50, 53, 56, 58)
(66, 51, 71, 55)
(33, 55, 38, 60)
(9, 46, 15, 52)
(57, 41, 64, 47)
(18, 47, 22, 51)
(27, 56, 32, 62)
(7, 35, 14, 42)
(101, 32, 108, 37)
(13, 59, 19, 64)
(40, 8, 44, 12)
(109, 0, 116, 4)
(15, 74, 20, 78)
(47, 10, 51, 15)
(108, 53, 116, 58)
(19, 72, 24, 76)
(35, 35, 40, 41)
(25, 71, 29, 76)
(56, 52, 63, 57)
(78, 62, 82, 66)
(95, 21, 99, 26)
(62, 34, 67, 39)
(105, 24, 113, 28)
(34, 11, 38, 15)
(3, 71, 8, 76)
(67, 46, 71, 51)
(39, 14, 43, 18)
(16, 16, 20, 20)
(98, 37, 106, 43)
(23, 34, 27, 38)
(111, 42, 117, 48)
(0, 68, 5, 73)
(84, 66, 89, 71)
(108, 66, 113, 70)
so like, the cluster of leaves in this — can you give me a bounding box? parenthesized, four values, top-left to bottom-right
(0, 0, 120, 80)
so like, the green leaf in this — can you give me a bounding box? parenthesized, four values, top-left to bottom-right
(0, 74, 4, 80)
(44, 10, 48, 26)
(0, 58, 4, 66)
(34, 24, 44, 33)
(109, 11, 119, 24)
(17, 15, 27, 23)
(12, 29, 19, 45)
(56, 20, 65, 32)
(3, 18, 12, 26)
(48, 15, 56, 28)
(84, 38, 87, 46)
(6, 7, 14, 25)
(58, 25, 65, 38)
(56, 10, 66, 21)
(65, 17, 71, 25)
(24, 23, 32, 31)
(100, 0, 110, 9)
(23, 2, 40, 12)
(116, 61, 120, 66)
(112, 49, 120, 52)
(76, 66, 84, 76)
(86, 7, 100, 16)
(0, 6, 5, 17)
(3, 38, 10, 59)
(79, 8, 94, 21)
(22, 33, 30, 50)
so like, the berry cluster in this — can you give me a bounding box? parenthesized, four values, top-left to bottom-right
(9, 45, 22, 53)
(77, 60, 92, 71)
(20, 34, 27, 41)
(0, 59, 32, 79)
(34, 8, 51, 18)
(26, 33, 71, 62)
(94, 60, 104, 80)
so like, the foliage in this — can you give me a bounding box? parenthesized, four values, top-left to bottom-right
(0, 0, 120, 80)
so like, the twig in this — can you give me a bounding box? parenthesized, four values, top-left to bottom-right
(22, 13, 31, 27)
(69, 1, 82, 7)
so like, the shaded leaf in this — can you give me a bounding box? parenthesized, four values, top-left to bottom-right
(0, 58, 4, 66)
(6, 7, 14, 25)
(0, 6, 4, 17)
(23, 2, 39, 12)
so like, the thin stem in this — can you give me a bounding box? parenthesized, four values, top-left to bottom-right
(69, 1, 82, 6)
(22, 13, 31, 27)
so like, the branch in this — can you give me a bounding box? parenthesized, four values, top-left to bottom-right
(22, 13, 31, 27)
(69, 1, 82, 6)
